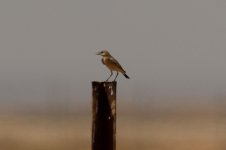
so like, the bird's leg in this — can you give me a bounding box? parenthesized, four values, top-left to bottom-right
(114, 72, 119, 81)
(106, 70, 113, 81)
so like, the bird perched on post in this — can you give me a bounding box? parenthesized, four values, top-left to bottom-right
(96, 50, 130, 81)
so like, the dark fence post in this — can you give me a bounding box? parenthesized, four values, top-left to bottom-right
(92, 81, 117, 150)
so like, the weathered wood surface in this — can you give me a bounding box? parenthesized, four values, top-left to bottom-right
(92, 81, 116, 150)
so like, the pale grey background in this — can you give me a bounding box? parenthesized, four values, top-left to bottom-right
(0, 0, 225, 113)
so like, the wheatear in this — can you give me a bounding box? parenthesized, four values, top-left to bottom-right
(96, 50, 130, 81)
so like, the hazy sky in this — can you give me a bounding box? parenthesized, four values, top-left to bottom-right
(0, 0, 226, 109)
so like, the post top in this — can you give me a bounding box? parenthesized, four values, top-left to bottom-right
(92, 81, 117, 84)
(92, 81, 117, 87)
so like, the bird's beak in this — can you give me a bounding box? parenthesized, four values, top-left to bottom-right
(96, 52, 101, 55)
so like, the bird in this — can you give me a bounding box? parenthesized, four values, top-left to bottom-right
(96, 50, 130, 81)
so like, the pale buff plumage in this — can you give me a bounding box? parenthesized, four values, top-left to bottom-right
(96, 50, 130, 81)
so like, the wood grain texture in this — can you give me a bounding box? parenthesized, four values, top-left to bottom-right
(92, 81, 117, 150)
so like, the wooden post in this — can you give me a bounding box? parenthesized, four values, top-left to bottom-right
(92, 81, 116, 150)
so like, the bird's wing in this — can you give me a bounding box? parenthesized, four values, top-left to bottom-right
(110, 57, 126, 72)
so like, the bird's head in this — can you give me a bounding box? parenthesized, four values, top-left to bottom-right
(96, 50, 111, 56)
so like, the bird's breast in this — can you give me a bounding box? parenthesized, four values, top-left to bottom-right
(101, 58, 106, 64)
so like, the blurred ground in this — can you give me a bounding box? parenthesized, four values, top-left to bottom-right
(0, 111, 225, 150)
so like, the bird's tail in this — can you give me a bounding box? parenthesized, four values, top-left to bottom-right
(123, 73, 130, 79)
